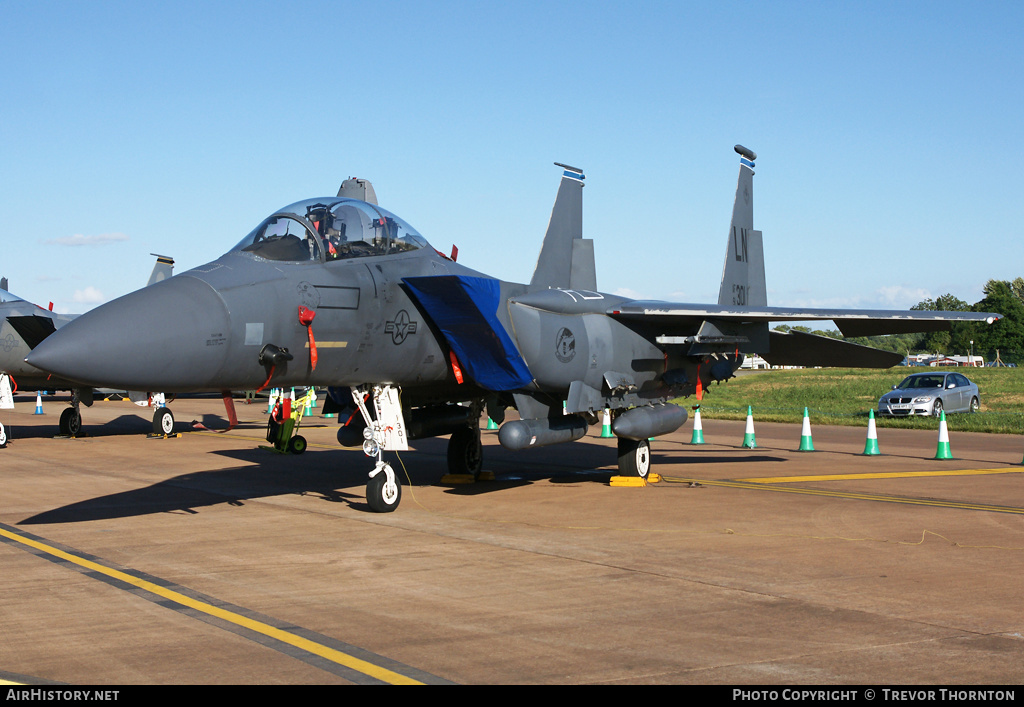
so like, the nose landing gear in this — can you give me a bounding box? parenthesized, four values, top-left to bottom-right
(352, 385, 408, 513)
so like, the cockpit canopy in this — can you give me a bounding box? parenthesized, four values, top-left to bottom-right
(0, 288, 26, 304)
(230, 197, 429, 263)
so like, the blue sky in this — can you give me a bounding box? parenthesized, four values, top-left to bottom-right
(2, 1, 1021, 315)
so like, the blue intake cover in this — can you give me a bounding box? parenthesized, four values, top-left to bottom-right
(403, 275, 533, 391)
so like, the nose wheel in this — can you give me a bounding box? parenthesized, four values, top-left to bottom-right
(152, 407, 175, 435)
(59, 407, 82, 437)
(366, 460, 401, 513)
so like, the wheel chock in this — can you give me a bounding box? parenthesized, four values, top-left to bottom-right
(609, 475, 647, 487)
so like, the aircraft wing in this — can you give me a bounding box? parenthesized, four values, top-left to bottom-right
(610, 303, 1000, 337)
(609, 302, 1000, 368)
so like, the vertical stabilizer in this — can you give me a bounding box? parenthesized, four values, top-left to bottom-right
(147, 254, 175, 287)
(530, 164, 593, 290)
(718, 145, 766, 307)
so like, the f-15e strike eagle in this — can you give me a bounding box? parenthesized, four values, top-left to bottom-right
(26, 148, 999, 511)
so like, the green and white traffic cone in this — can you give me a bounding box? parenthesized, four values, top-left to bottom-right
(600, 408, 614, 438)
(934, 411, 952, 460)
(863, 409, 880, 456)
(690, 406, 705, 444)
(742, 406, 757, 448)
(798, 407, 814, 451)
(486, 417, 498, 430)
(266, 389, 277, 414)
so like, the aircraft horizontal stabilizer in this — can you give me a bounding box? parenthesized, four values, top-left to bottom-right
(403, 275, 533, 391)
(762, 329, 904, 369)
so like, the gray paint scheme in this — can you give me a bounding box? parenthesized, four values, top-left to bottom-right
(25, 147, 1001, 502)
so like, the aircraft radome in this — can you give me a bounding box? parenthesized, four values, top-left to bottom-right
(25, 150, 1000, 512)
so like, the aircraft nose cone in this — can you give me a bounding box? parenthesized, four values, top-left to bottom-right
(26, 275, 232, 391)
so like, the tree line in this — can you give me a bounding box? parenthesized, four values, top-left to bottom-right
(773, 278, 1024, 365)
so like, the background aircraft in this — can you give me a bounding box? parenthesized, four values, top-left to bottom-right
(2, 254, 174, 435)
(26, 150, 999, 511)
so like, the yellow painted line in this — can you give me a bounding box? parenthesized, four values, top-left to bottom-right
(0, 527, 422, 685)
(737, 468, 1024, 484)
(665, 477, 1024, 515)
(306, 341, 347, 348)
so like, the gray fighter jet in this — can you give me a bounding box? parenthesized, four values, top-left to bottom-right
(26, 152, 999, 511)
(2, 254, 174, 435)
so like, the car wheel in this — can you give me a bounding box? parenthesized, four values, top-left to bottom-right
(970, 397, 980, 413)
(931, 399, 943, 417)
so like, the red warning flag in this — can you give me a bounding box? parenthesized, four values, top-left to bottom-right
(449, 349, 464, 384)
(298, 306, 318, 371)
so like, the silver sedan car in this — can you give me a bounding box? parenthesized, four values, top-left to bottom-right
(878, 371, 980, 417)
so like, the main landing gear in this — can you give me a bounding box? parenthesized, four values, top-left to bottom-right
(447, 425, 483, 479)
(617, 437, 651, 479)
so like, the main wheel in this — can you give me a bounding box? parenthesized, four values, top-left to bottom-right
(970, 396, 980, 413)
(931, 399, 944, 417)
(153, 407, 174, 435)
(447, 427, 483, 477)
(59, 407, 82, 437)
(288, 435, 307, 455)
(367, 465, 401, 513)
(617, 437, 651, 478)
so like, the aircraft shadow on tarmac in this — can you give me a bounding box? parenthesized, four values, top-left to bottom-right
(19, 447, 393, 524)
(18, 435, 787, 525)
(4, 411, 261, 440)
(5, 413, 156, 440)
